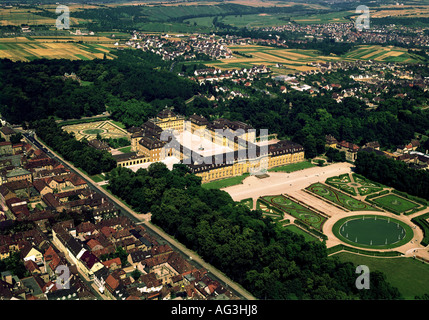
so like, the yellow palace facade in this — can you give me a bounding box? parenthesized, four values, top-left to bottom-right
(122, 109, 305, 183)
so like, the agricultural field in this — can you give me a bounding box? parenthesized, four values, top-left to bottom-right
(0, 4, 93, 26)
(0, 37, 117, 61)
(259, 194, 327, 230)
(208, 45, 338, 74)
(370, 5, 429, 18)
(62, 120, 129, 142)
(342, 45, 420, 63)
(291, 10, 355, 24)
(306, 182, 379, 211)
(209, 44, 421, 75)
(186, 13, 293, 28)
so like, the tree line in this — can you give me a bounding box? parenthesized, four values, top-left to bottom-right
(31, 118, 117, 175)
(0, 50, 198, 125)
(184, 85, 429, 159)
(355, 151, 429, 201)
(106, 163, 402, 300)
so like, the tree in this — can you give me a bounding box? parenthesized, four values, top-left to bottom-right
(10, 133, 22, 144)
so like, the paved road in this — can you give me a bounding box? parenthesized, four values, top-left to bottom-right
(24, 133, 256, 301)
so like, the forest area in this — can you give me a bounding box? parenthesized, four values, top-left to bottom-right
(0, 50, 198, 125)
(2, 49, 429, 161)
(355, 151, 429, 201)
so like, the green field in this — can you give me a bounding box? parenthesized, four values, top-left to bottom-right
(268, 161, 315, 173)
(118, 146, 132, 153)
(292, 10, 354, 24)
(202, 173, 249, 189)
(342, 45, 421, 63)
(306, 182, 379, 211)
(284, 224, 318, 242)
(186, 13, 293, 28)
(334, 252, 429, 299)
(91, 174, 106, 183)
(372, 194, 420, 214)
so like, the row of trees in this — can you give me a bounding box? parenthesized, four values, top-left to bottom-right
(31, 118, 116, 175)
(355, 151, 429, 201)
(106, 163, 402, 300)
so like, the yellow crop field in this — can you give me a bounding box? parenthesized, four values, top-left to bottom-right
(208, 44, 419, 74)
(371, 5, 429, 18)
(0, 37, 117, 61)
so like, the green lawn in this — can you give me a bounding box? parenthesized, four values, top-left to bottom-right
(91, 174, 105, 183)
(372, 194, 420, 214)
(284, 224, 318, 242)
(334, 252, 429, 299)
(118, 146, 132, 153)
(268, 161, 315, 173)
(110, 120, 127, 129)
(202, 173, 249, 190)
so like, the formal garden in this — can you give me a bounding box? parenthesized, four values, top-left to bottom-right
(258, 194, 327, 231)
(325, 173, 385, 197)
(62, 120, 129, 142)
(306, 182, 379, 211)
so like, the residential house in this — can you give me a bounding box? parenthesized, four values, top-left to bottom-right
(325, 135, 338, 149)
(0, 127, 15, 142)
(32, 180, 53, 197)
(337, 140, 360, 162)
(0, 141, 13, 156)
(5, 167, 32, 183)
(101, 257, 122, 271)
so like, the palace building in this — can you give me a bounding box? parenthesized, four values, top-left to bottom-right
(120, 108, 305, 183)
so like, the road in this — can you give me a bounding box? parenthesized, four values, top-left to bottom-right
(23, 132, 256, 301)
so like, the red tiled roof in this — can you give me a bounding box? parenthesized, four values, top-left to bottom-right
(102, 257, 121, 269)
(105, 274, 120, 292)
(24, 259, 40, 273)
(87, 239, 103, 250)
